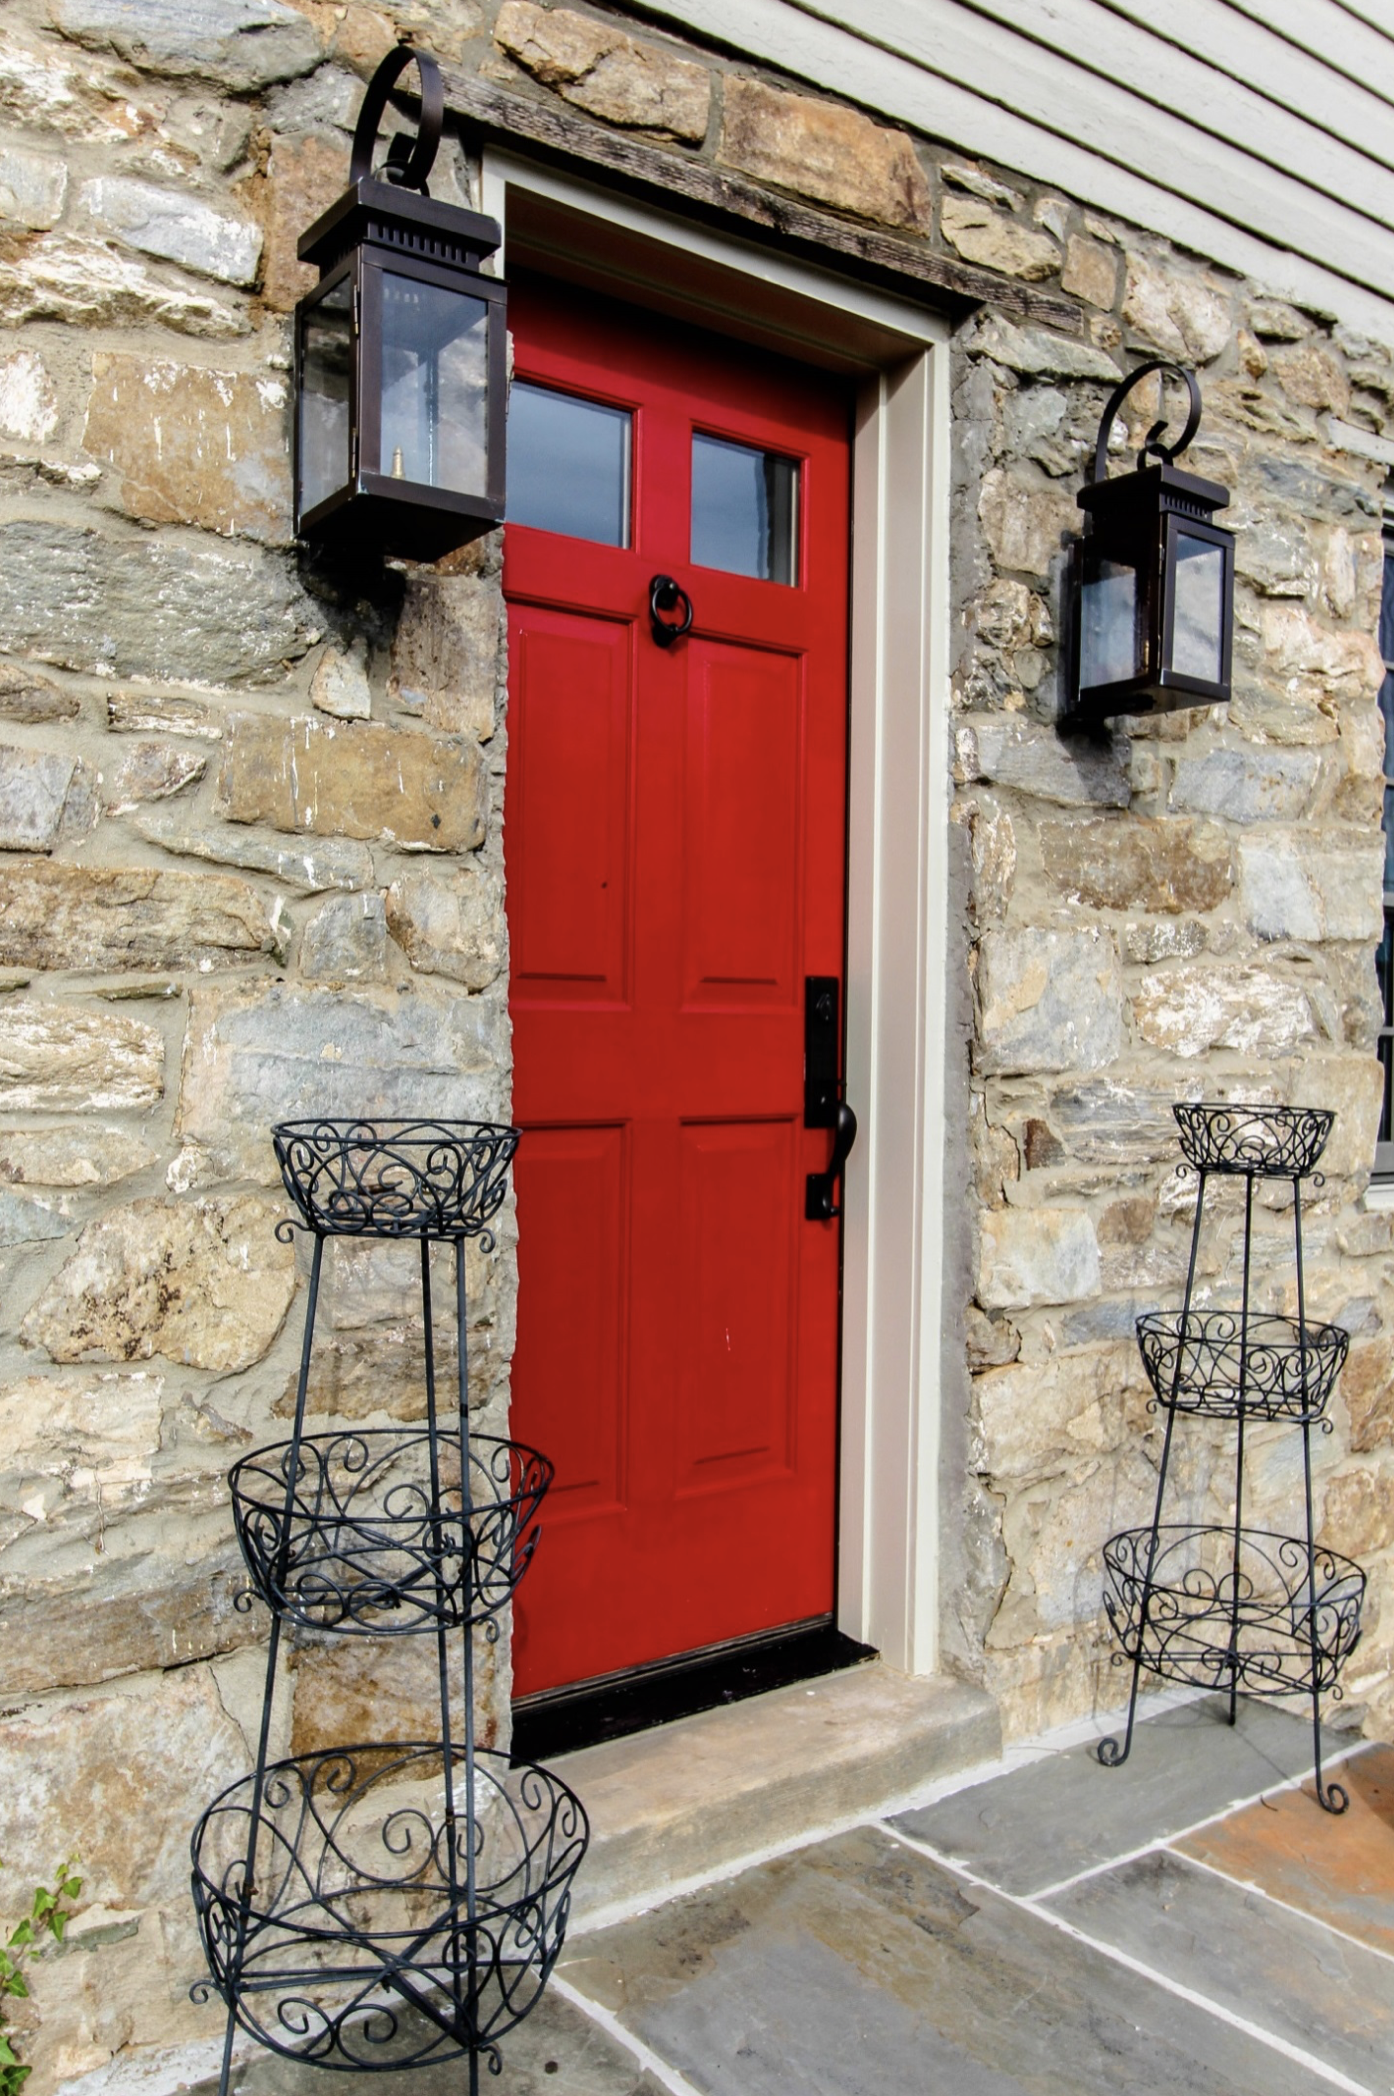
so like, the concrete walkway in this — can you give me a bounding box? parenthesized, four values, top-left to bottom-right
(225, 1692, 1393, 2096)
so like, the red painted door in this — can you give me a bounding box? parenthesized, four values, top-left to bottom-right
(504, 275, 851, 1698)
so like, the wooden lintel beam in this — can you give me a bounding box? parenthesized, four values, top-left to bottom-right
(438, 69, 1084, 337)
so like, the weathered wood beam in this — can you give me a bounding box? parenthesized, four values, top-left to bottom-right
(438, 68, 1084, 335)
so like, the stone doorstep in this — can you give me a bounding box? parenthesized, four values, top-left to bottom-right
(554, 1660, 1001, 1929)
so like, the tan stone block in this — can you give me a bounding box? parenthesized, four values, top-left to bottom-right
(1123, 259, 1231, 364)
(385, 866, 505, 988)
(311, 644, 371, 721)
(0, 1665, 246, 1912)
(1260, 602, 1382, 698)
(1040, 816, 1232, 915)
(83, 352, 291, 543)
(1283, 1051, 1383, 1179)
(1324, 1468, 1394, 1557)
(256, 131, 346, 313)
(290, 1629, 506, 1755)
(0, 661, 78, 725)
(0, 1555, 254, 1695)
(0, 348, 59, 442)
(1343, 1339, 1394, 1453)
(951, 793, 1016, 931)
(0, 1125, 155, 1188)
(1274, 342, 1350, 416)
(1133, 964, 1316, 1058)
(391, 572, 500, 741)
(496, 0, 710, 140)
(718, 78, 930, 232)
(941, 195, 1060, 281)
(22, 1192, 295, 1370)
(965, 1303, 1020, 1370)
(102, 739, 206, 812)
(300, 890, 388, 984)
(0, 233, 248, 338)
(978, 467, 1075, 577)
(1238, 835, 1383, 943)
(977, 1205, 1102, 1310)
(978, 1344, 1148, 1480)
(217, 715, 487, 851)
(0, 859, 272, 971)
(106, 689, 221, 739)
(1061, 234, 1118, 309)
(0, 1003, 163, 1110)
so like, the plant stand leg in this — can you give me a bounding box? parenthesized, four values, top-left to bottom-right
(1292, 1181, 1348, 1816)
(1224, 1171, 1256, 1726)
(214, 1231, 325, 2096)
(1100, 1168, 1208, 1770)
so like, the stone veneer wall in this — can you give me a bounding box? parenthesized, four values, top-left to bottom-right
(0, 0, 1390, 2082)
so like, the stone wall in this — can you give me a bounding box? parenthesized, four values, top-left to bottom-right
(0, 0, 1389, 2084)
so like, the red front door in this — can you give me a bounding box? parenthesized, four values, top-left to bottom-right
(504, 275, 851, 1697)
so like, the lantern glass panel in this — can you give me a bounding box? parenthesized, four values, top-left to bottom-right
(1172, 531, 1226, 683)
(1080, 558, 1141, 689)
(379, 273, 488, 494)
(300, 275, 353, 515)
(507, 381, 631, 546)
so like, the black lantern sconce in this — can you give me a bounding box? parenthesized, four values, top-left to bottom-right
(294, 45, 507, 562)
(1068, 359, 1234, 718)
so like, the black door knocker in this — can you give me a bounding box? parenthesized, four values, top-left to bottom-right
(649, 574, 694, 648)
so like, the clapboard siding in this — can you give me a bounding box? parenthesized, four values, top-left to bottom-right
(653, 0, 1394, 334)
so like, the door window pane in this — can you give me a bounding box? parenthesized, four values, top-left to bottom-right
(691, 434, 798, 584)
(1173, 533, 1225, 682)
(380, 273, 488, 494)
(508, 381, 630, 546)
(299, 275, 352, 515)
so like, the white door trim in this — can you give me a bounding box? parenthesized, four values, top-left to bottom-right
(481, 149, 953, 1677)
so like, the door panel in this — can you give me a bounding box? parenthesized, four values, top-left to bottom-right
(505, 275, 851, 1697)
(509, 612, 633, 1001)
(682, 642, 802, 1004)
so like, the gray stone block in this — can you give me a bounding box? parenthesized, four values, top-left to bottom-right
(50, 0, 322, 91)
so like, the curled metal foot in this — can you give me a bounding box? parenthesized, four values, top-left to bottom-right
(1316, 1777, 1349, 1815)
(1097, 1734, 1129, 1769)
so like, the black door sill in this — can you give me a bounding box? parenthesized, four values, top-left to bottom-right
(511, 1623, 878, 1763)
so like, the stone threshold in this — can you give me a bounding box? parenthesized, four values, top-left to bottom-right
(556, 1660, 1001, 1930)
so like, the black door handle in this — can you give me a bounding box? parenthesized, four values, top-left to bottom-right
(807, 1100, 858, 1221)
(804, 976, 857, 1220)
(650, 573, 694, 648)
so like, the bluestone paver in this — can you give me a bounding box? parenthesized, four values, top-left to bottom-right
(1044, 1845, 1394, 2091)
(1176, 1745, 1394, 1958)
(560, 1822, 1326, 2096)
(893, 1695, 1337, 1895)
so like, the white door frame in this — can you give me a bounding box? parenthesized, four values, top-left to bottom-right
(480, 149, 953, 1677)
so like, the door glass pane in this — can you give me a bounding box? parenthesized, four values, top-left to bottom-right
(1173, 533, 1225, 682)
(1080, 559, 1139, 687)
(380, 273, 488, 494)
(691, 434, 798, 583)
(299, 275, 352, 515)
(508, 381, 630, 546)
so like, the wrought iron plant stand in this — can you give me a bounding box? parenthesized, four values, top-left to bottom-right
(191, 1121, 588, 2090)
(1098, 1103, 1366, 1813)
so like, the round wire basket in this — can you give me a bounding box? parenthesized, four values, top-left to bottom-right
(192, 1744, 588, 2072)
(230, 1431, 552, 1634)
(1102, 1523, 1364, 1698)
(272, 1120, 520, 1240)
(1135, 1312, 1348, 1421)
(1170, 1103, 1333, 1179)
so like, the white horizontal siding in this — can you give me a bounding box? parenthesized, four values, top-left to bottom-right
(653, 0, 1394, 337)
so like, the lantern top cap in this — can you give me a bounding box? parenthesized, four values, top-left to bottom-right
(295, 42, 501, 275)
(1078, 356, 1229, 518)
